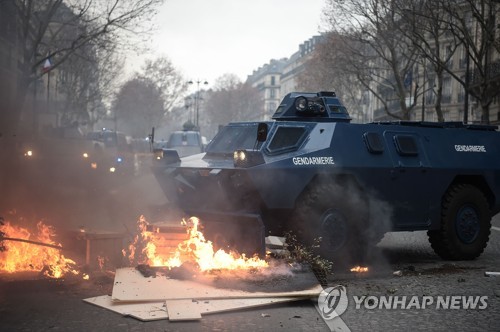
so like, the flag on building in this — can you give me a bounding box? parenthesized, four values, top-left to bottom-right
(42, 58, 52, 73)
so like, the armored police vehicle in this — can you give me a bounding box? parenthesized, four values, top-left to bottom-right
(152, 91, 500, 262)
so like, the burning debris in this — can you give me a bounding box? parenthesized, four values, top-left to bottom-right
(350, 265, 369, 273)
(99, 218, 325, 322)
(0, 218, 80, 278)
(0, 209, 335, 308)
(125, 216, 269, 272)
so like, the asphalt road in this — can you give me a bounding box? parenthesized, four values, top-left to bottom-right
(1, 170, 499, 331)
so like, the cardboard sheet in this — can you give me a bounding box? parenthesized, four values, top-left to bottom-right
(84, 295, 168, 321)
(84, 295, 305, 321)
(166, 300, 202, 321)
(193, 297, 303, 315)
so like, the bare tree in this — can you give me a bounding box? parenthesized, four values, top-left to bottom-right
(1, 0, 164, 135)
(323, 0, 420, 120)
(441, 0, 500, 123)
(213, 73, 242, 91)
(395, 1, 461, 122)
(398, 0, 500, 124)
(297, 32, 369, 122)
(204, 74, 262, 138)
(57, 41, 124, 128)
(112, 77, 164, 138)
(113, 56, 186, 138)
(138, 56, 188, 115)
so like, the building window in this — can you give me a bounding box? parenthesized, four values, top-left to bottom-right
(267, 102, 276, 114)
(270, 88, 275, 98)
(426, 89, 435, 105)
(443, 45, 453, 69)
(442, 77, 452, 103)
(458, 92, 464, 103)
(271, 76, 276, 86)
(459, 45, 467, 69)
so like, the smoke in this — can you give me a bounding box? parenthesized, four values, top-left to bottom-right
(362, 191, 394, 272)
(0, 134, 165, 235)
(155, 258, 319, 293)
(339, 180, 396, 272)
(163, 167, 398, 274)
(283, 173, 395, 272)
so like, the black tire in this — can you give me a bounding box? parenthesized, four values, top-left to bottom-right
(428, 184, 491, 260)
(292, 177, 369, 265)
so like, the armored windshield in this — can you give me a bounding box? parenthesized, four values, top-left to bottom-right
(167, 132, 200, 147)
(206, 123, 266, 154)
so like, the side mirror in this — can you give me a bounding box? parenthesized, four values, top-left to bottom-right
(257, 123, 268, 142)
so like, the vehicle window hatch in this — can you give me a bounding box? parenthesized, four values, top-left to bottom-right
(266, 126, 307, 154)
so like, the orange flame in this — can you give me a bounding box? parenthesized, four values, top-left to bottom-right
(0, 220, 80, 278)
(97, 255, 107, 271)
(350, 265, 369, 273)
(127, 216, 268, 271)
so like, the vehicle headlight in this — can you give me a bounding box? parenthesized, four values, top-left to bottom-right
(233, 149, 265, 168)
(154, 149, 180, 164)
(294, 96, 308, 112)
(154, 149, 164, 160)
(233, 150, 247, 162)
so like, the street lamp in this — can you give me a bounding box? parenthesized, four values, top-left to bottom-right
(188, 79, 208, 129)
(463, 44, 470, 124)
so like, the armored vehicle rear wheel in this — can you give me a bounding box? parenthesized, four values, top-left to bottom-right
(428, 184, 491, 260)
(292, 177, 369, 265)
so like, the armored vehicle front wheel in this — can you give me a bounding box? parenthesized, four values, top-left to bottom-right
(292, 178, 369, 265)
(428, 184, 491, 260)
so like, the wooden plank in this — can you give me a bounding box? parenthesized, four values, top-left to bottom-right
(154, 233, 189, 241)
(154, 239, 186, 246)
(83, 295, 168, 321)
(166, 300, 202, 321)
(82, 232, 126, 240)
(111, 267, 322, 302)
(146, 224, 187, 233)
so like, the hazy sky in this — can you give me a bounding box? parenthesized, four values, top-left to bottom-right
(130, 0, 327, 87)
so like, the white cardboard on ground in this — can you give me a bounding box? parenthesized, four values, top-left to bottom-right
(84, 295, 168, 321)
(84, 295, 305, 321)
(194, 296, 303, 315)
(166, 300, 202, 321)
(111, 267, 322, 302)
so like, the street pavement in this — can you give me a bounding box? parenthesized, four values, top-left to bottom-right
(0, 170, 499, 331)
